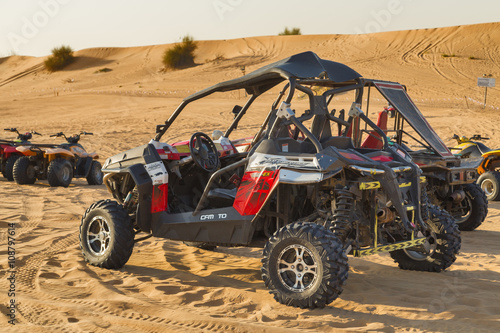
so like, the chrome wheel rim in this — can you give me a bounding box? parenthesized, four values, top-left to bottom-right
(62, 165, 71, 182)
(87, 216, 111, 256)
(277, 244, 318, 292)
(481, 179, 495, 197)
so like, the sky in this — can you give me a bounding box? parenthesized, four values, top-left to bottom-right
(1, 0, 500, 57)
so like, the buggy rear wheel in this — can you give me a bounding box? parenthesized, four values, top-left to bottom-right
(390, 206, 460, 272)
(79, 200, 134, 269)
(261, 222, 348, 308)
(47, 158, 73, 187)
(13, 156, 36, 184)
(477, 171, 500, 201)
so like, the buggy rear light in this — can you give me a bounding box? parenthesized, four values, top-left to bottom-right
(151, 183, 168, 213)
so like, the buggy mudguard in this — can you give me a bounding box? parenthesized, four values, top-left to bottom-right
(103, 144, 167, 233)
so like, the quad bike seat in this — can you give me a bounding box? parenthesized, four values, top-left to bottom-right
(476, 142, 492, 155)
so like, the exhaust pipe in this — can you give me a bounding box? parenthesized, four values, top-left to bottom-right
(449, 190, 466, 203)
(377, 207, 395, 223)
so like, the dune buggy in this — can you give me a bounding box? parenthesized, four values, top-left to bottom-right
(13, 131, 103, 187)
(344, 84, 487, 231)
(80, 52, 460, 309)
(0, 128, 41, 181)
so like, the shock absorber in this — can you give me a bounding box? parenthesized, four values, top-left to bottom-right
(331, 187, 355, 242)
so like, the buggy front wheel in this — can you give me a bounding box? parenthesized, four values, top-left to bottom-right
(261, 222, 348, 308)
(79, 200, 134, 269)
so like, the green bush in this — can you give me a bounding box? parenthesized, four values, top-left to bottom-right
(441, 53, 456, 58)
(279, 27, 301, 36)
(44, 45, 74, 72)
(162, 36, 197, 69)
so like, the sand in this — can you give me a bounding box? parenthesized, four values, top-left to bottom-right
(1, 22, 500, 332)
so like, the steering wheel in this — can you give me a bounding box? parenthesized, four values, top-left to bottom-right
(189, 132, 220, 172)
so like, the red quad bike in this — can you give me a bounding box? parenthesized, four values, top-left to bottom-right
(0, 128, 42, 181)
(346, 84, 487, 231)
(79, 52, 460, 309)
(13, 131, 103, 187)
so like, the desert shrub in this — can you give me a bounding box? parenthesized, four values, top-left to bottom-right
(94, 67, 112, 73)
(468, 56, 477, 60)
(279, 27, 301, 36)
(441, 53, 456, 58)
(44, 45, 74, 72)
(162, 36, 198, 69)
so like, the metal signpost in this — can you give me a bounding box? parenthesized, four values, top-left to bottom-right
(477, 76, 496, 109)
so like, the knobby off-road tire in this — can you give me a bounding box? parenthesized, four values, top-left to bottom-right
(13, 156, 36, 184)
(4, 155, 20, 181)
(47, 158, 73, 187)
(87, 160, 103, 185)
(453, 183, 488, 231)
(477, 171, 500, 201)
(261, 222, 348, 309)
(79, 200, 134, 269)
(390, 206, 461, 272)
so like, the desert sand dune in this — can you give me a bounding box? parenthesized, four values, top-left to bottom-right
(1, 22, 500, 332)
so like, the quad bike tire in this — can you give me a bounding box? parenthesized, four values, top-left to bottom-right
(477, 171, 500, 201)
(47, 158, 73, 187)
(390, 206, 461, 272)
(261, 222, 348, 309)
(13, 156, 36, 184)
(4, 155, 20, 181)
(79, 199, 134, 269)
(87, 160, 103, 185)
(453, 183, 488, 231)
(183, 241, 217, 251)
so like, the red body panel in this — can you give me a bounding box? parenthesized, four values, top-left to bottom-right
(233, 169, 280, 216)
(0, 144, 22, 159)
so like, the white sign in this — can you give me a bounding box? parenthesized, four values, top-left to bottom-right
(477, 78, 496, 87)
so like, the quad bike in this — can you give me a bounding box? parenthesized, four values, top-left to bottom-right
(450, 134, 500, 201)
(347, 87, 487, 231)
(13, 131, 103, 187)
(0, 128, 42, 181)
(79, 52, 460, 309)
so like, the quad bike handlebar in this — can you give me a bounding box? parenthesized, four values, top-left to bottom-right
(453, 133, 490, 143)
(50, 131, 93, 143)
(4, 128, 42, 141)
